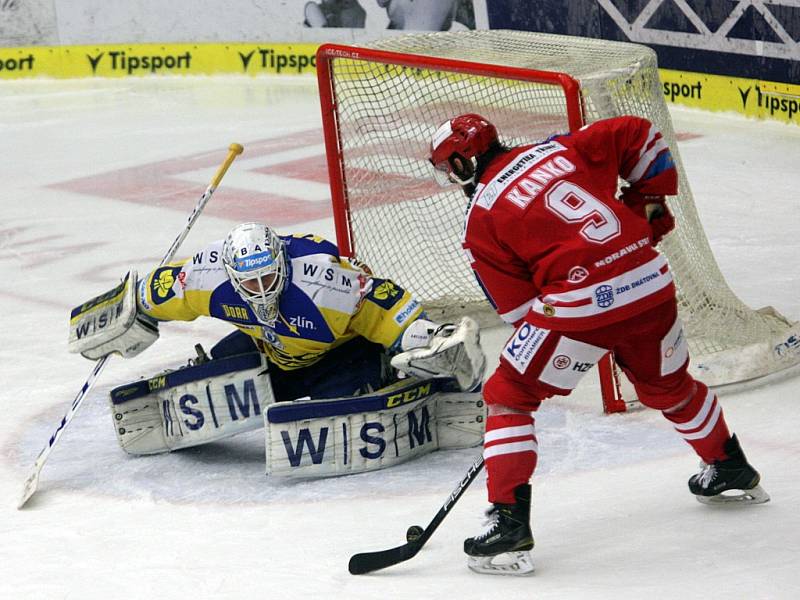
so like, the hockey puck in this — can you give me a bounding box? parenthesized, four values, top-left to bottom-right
(406, 525, 424, 542)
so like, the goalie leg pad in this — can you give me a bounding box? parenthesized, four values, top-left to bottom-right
(109, 352, 274, 455)
(436, 391, 486, 449)
(265, 378, 485, 478)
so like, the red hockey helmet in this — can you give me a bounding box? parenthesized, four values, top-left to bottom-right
(429, 113, 498, 186)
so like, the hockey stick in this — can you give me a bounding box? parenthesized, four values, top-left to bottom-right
(348, 455, 484, 575)
(17, 143, 244, 509)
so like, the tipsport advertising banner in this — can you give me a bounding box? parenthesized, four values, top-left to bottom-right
(660, 70, 800, 124)
(0, 43, 320, 78)
(1, 1, 797, 124)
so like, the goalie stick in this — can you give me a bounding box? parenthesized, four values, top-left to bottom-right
(348, 455, 484, 575)
(17, 143, 244, 509)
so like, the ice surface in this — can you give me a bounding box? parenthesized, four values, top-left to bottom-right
(1, 75, 798, 599)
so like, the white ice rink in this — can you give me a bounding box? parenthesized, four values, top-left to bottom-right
(1, 75, 799, 599)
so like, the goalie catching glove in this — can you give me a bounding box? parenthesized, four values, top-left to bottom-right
(391, 316, 486, 391)
(68, 270, 159, 360)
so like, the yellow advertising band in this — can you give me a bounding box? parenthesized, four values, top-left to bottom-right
(660, 69, 800, 125)
(1, 43, 797, 124)
(0, 42, 320, 78)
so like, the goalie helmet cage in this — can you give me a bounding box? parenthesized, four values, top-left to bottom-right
(316, 30, 800, 413)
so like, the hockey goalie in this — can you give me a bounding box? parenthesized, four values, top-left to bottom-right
(68, 222, 487, 477)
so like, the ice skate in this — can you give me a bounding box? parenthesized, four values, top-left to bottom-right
(464, 484, 534, 575)
(689, 434, 770, 505)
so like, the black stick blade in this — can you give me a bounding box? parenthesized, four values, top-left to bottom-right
(348, 542, 422, 575)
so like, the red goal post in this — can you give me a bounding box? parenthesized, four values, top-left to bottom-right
(315, 42, 628, 413)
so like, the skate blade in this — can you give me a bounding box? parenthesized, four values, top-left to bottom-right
(467, 551, 534, 576)
(696, 484, 771, 505)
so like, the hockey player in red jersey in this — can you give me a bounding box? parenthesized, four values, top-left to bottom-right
(428, 113, 769, 575)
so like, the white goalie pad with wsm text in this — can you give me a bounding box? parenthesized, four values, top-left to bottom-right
(265, 378, 485, 478)
(109, 352, 272, 455)
(108, 352, 484, 479)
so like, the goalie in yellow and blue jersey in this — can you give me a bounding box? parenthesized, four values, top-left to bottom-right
(69, 222, 486, 468)
(137, 222, 441, 401)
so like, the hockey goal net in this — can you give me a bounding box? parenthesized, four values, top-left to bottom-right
(316, 30, 800, 411)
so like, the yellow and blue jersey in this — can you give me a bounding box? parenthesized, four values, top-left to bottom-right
(137, 234, 424, 371)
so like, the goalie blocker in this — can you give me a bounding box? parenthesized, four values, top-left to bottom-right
(108, 352, 485, 477)
(68, 270, 159, 360)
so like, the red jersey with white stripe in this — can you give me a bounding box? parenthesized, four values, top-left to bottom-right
(463, 116, 678, 331)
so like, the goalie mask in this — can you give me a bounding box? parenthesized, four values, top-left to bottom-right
(429, 113, 498, 187)
(222, 222, 287, 325)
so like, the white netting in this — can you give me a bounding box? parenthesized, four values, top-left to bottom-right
(321, 30, 799, 386)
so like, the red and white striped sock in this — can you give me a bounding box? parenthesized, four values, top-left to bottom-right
(662, 382, 731, 463)
(483, 412, 538, 504)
